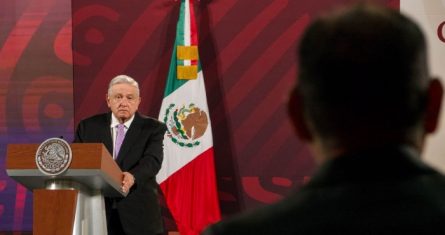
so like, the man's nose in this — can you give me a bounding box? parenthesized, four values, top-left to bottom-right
(120, 98, 130, 105)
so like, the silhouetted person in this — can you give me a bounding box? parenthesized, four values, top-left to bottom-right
(204, 4, 445, 234)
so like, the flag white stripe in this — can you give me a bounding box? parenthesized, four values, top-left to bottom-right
(184, 0, 192, 66)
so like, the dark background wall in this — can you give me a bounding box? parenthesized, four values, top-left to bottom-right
(0, 0, 398, 232)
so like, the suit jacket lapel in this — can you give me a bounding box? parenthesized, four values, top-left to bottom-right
(102, 113, 113, 157)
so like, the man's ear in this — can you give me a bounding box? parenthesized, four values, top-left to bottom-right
(287, 88, 313, 141)
(106, 94, 111, 108)
(424, 78, 443, 133)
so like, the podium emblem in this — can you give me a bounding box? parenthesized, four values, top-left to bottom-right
(35, 138, 73, 176)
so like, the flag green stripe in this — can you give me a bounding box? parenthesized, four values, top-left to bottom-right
(163, 1, 186, 97)
(164, 38, 187, 97)
(177, 0, 185, 46)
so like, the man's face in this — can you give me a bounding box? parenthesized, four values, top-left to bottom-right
(106, 83, 141, 123)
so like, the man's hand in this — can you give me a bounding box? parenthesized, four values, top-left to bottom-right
(122, 172, 135, 193)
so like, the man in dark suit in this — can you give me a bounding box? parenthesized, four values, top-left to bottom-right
(204, 4, 445, 234)
(74, 75, 167, 235)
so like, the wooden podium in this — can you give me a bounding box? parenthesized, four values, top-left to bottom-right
(6, 143, 126, 235)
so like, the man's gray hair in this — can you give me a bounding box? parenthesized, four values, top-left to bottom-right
(108, 75, 140, 96)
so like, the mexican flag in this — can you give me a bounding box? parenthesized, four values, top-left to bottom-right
(157, 0, 221, 234)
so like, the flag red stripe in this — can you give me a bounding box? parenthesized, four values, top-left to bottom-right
(189, 0, 198, 66)
(160, 147, 221, 234)
(189, 0, 198, 46)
